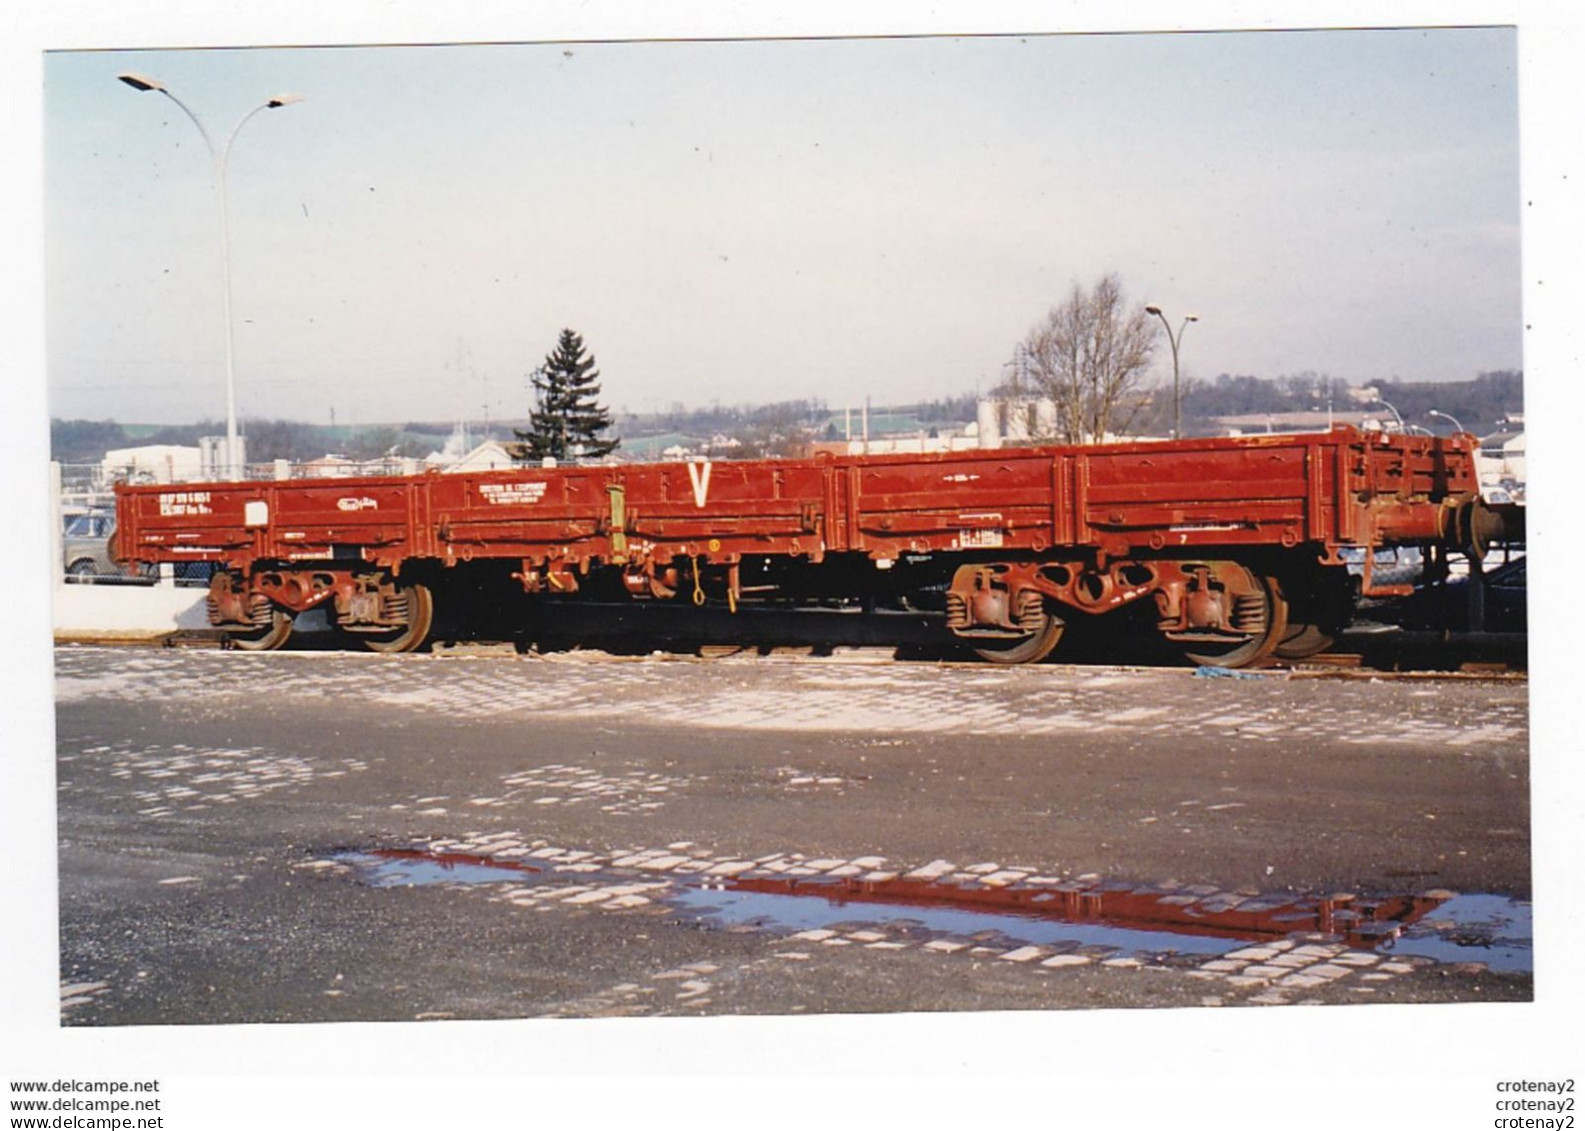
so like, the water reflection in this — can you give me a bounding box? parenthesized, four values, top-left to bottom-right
(336, 848, 546, 886)
(331, 848, 1531, 971)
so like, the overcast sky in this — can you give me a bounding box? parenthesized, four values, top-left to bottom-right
(44, 28, 1521, 426)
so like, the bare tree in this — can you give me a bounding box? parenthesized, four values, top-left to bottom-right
(1009, 274, 1158, 443)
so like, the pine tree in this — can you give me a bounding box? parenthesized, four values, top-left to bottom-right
(514, 329, 620, 461)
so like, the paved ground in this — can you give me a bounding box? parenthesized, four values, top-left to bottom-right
(52, 643, 1532, 1025)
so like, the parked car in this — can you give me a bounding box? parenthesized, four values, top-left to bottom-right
(1377, 554, 1527, 633)
(1340, 544, 1425, 595)
(62, 512, 155, 584)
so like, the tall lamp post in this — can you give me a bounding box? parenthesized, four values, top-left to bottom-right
(1368, 396, 1407, 433)
(119, 72, 303, 480)
(1144, 305, 1198, 440)
(1428, 409, 1466, 434)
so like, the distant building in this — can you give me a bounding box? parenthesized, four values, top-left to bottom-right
(101, 444, 203, 484)
(197, 435, 245, 478)
(1479, 430, 1525, 487)
(972, 397, 1159, 447)
(977, 397, 1056, 448)
(434, 440, 519, 473)
(1218, 410, 1376, 435)
(301, 454, 358, 478)
(809, 435, 977, 457)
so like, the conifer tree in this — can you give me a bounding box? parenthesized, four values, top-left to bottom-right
(514, 329, 619, 461)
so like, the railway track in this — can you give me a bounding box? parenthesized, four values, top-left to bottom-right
(98, 602, 1525, 676)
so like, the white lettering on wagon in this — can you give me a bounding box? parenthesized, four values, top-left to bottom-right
(158, 490, 212, 517)
(955, 511, 1005, 549)
(687, 460, 713, 508)
(480, 481, 549, 505)
(337, 496, 378, 512)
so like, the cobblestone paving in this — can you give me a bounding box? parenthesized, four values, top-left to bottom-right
(54, 647, 1528, 748)
(59, 739, 369, 817)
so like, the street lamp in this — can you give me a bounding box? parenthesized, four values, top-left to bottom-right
(1368, 396, 1406, 433)
(119, 72, 304, 480)
(1428, 409, 1466, 434)
(1145, 305, 1198, 440)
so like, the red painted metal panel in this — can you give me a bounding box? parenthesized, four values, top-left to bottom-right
(113, 428, 1485, 574)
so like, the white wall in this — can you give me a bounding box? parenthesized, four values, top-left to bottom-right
(52, 579, 211, 639)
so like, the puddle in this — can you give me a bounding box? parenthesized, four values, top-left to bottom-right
(330, 848, 1532, 971)
(1384, 893, 1532, 973)
(335, 849, 549, 887)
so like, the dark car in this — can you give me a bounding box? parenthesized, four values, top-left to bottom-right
(1377, 555, 1527, 633)
(1339, 544, 1424, 595)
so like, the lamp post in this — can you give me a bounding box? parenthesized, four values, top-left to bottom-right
(1144, 305, 1198, 440)
(1368, 396, 1406, 433)
(1428, 409, 1466, 434)
(119, 72, 303, 480)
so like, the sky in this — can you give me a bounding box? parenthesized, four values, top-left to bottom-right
(41, 25, 1524, 427)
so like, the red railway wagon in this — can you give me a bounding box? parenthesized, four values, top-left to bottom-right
(113, 426, 1501, 666)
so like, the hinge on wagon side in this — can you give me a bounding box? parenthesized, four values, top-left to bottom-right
(607, 484, 628, 557)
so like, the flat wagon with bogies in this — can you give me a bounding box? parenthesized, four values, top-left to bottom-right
(112, 426, 1506, 667)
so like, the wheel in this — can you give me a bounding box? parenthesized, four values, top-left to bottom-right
(66, 559, 98, 584)
(1178, 574, 1289, 669)
(1273, 622, 1335, 660)
(359, 582, 435, 654)
(228, 609, 294, 651)
(1272, 566, 1351, 660)
(971, 612, 1066, 665)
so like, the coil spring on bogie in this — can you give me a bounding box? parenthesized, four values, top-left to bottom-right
(1014, 590, 1047, 632)
(1229, 591, 1269, 634)
(945, 591, 969, 630)
(382, 591, 411, 624)
(247, 594, 276, 628)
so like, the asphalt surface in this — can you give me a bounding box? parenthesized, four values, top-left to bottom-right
(53, 643, 1532, 1025)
